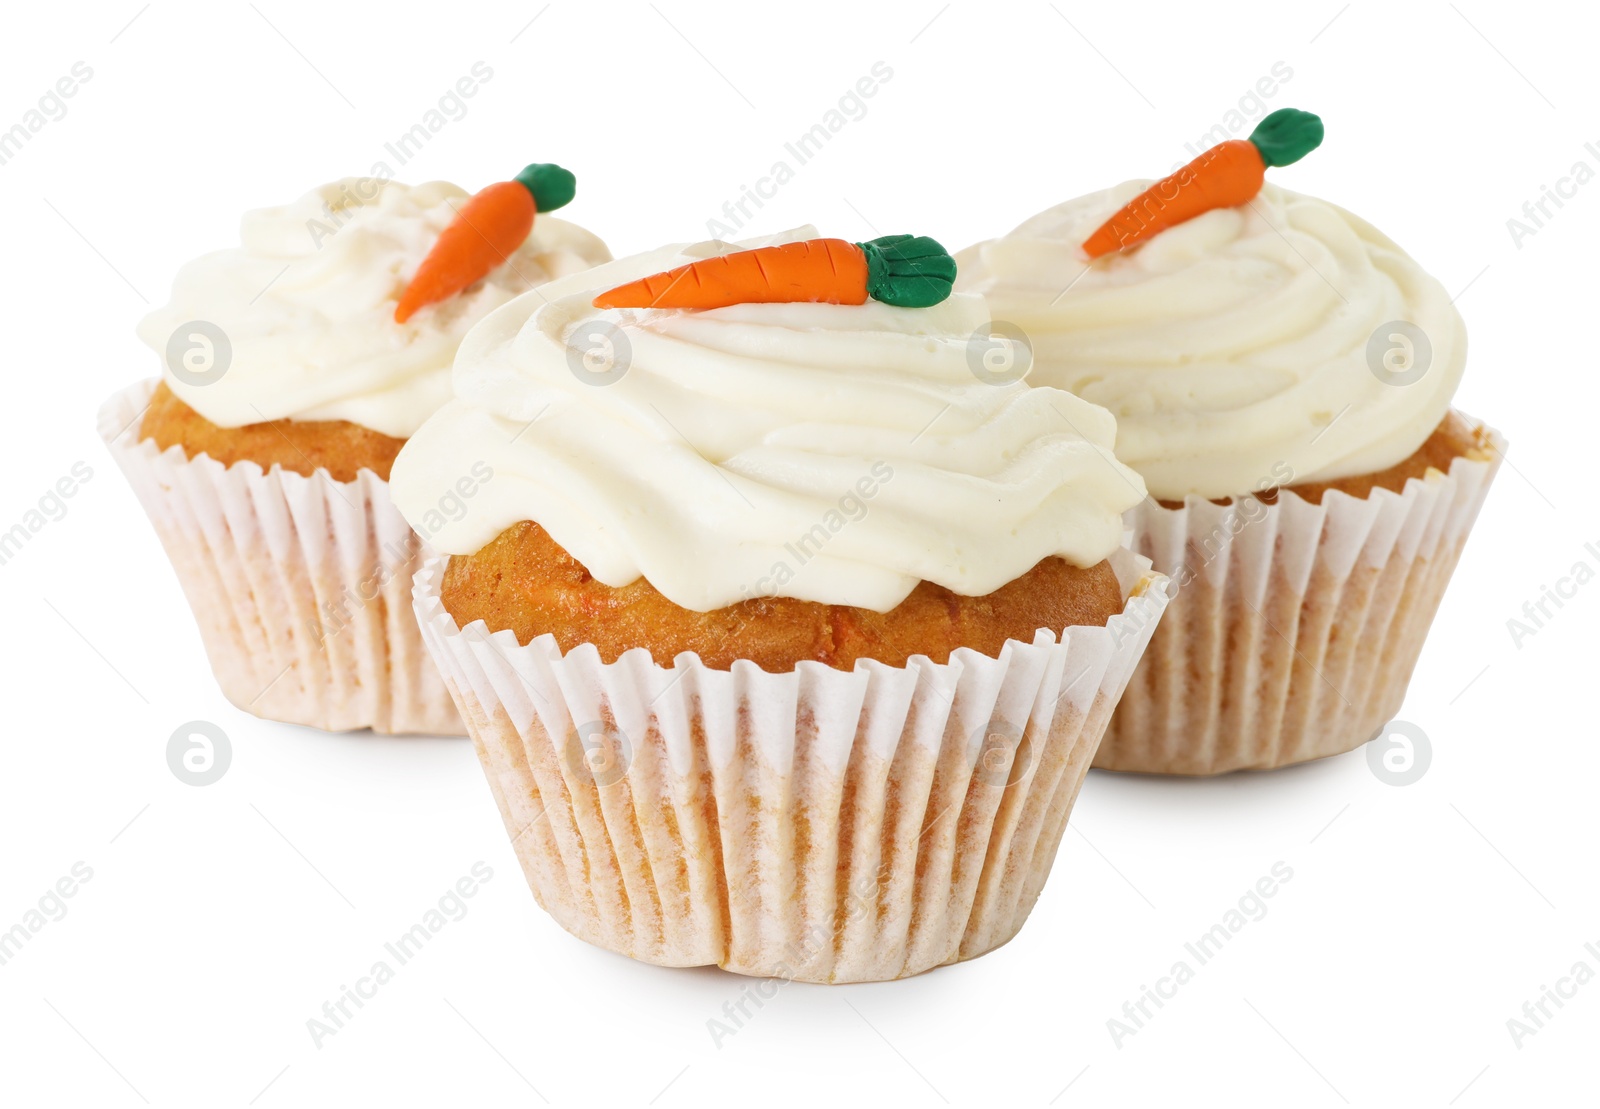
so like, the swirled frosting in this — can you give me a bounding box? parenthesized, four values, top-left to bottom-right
(955, 182, 1467, 500)
(390, 228, 1146, 613)
(137, 178, 611, 438)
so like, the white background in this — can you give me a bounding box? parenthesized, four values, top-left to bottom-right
(2, 1, 1595, 1106)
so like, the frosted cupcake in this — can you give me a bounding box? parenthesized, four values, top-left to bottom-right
(99, 167, 610, 733)
(394, 228, 1171, 981)
(956, 110, 1503, 774)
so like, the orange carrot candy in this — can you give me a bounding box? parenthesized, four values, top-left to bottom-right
(1082, 108, 1324, 259)
(393, 163, 576, 324)
(592, 234, 957, 311)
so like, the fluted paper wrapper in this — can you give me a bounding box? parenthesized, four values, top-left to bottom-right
(99, 380, 463, 735)
(1099, 416, 1503, 776)
(413, 550, 1169, 982)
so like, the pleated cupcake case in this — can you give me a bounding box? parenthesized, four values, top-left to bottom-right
(1100, 419, 1503, 775)
(100, 380, 464, 735)
(413, 548, 1170, 982)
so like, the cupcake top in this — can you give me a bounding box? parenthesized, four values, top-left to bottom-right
(956, 182, 1467, 501)
(390, 228, 1146, 614)
(136, 177, 611, 439)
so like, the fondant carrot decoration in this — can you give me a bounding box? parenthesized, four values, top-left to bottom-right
(1082, 108, 1324, 259)
(394, 163, 576, 323)
(593, 235, 956, 310)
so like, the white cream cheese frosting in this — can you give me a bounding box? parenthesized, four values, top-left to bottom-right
(390, 228, 1146, 613)
(955, 182, 1467, 500)
(137, 178, 611, 438)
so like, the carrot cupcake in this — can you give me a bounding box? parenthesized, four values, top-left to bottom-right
(394, 228, 1171, 981)
(99, 167, 610, 733)
(956, 110, 1503, 774)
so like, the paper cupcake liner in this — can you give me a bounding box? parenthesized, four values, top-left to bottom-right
(99, 380, 464, 735)
(412, 549, 1169, 982)
(1098, 414, 1504, 775)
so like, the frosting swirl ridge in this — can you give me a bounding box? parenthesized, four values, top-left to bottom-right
(956, 183, 1467, 499)
(137, 178, 611, 438)
(391, 229, 1146, 613)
